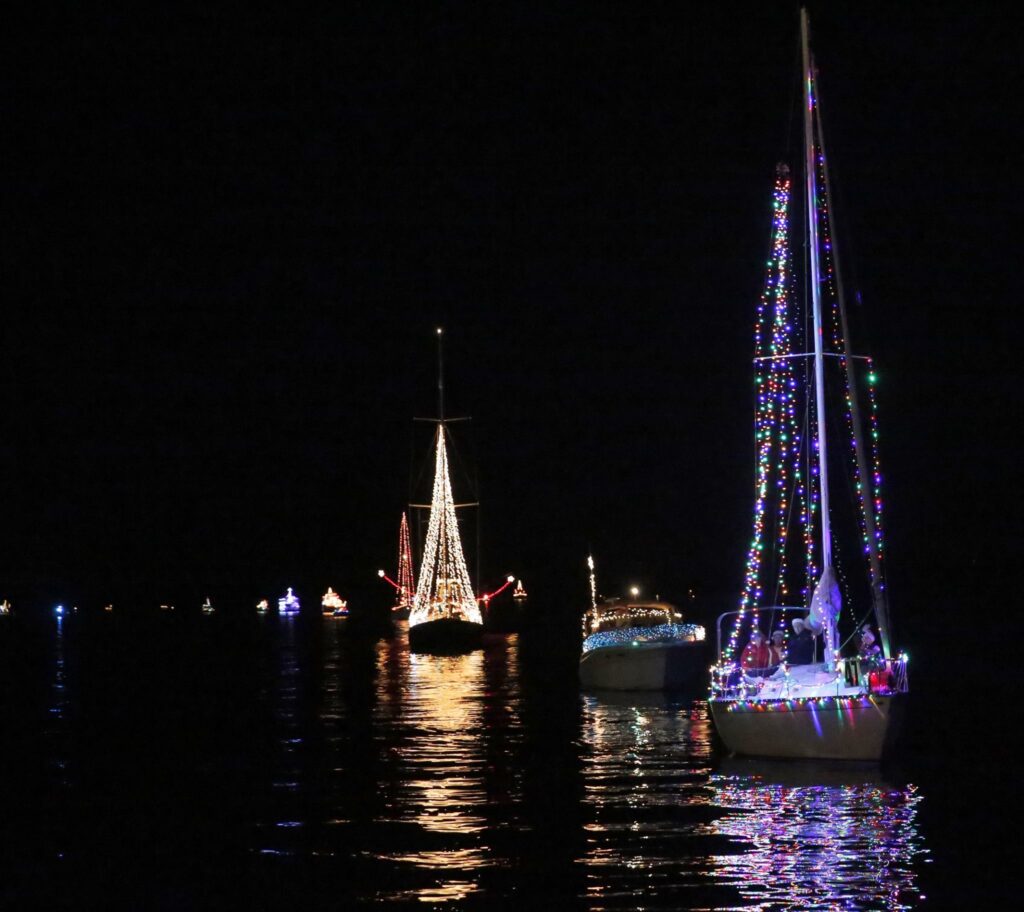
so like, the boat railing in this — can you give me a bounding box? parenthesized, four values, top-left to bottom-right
(710, 661, 783, 698)
(840, 654, 910, 694)
(582, 622, 705, 655)
(714, 607, 805, 660)
(711, 653, 910, 700)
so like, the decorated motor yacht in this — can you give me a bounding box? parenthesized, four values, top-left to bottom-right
(321, 587, 348, 618)
(277, 587, 301, 617)
(579, 558, 706, 691)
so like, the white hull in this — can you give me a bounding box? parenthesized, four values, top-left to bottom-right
(709, 692, 904, 761)
(579, 641, 703, 692)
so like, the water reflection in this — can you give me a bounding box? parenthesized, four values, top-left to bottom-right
(577, 693, 926, 910)
(379, 644, 490, 902)
(48, 615, 70, 789)
(703, 759, 927, 910)
(246, 617, 928, 909)
(580, 693, 718, 908)
(255, 616, 307, 856)
(0, 603, 942, 907)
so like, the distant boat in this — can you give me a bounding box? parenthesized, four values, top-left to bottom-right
(393, 512, 415, 619)
(104, 604, 113, 613)
(0, 599, 10, 616)
(159, 604, 175, 612)
(256, 598, 269, 615)
(512, 579, 528, 601)
(378, 512, 416, 621)
(707, 10, 909, 761)
(407, 329, 485, 654)
(278, 587, 300, 616)
(201, 597, 215, 615)
(580, 595, 706, 691)
(321, 587, 349, 618)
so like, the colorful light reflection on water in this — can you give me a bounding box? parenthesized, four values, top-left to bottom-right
(704, 762, 926, 910)
(247, 622, 928, 908)
(577, 694, 925, 910)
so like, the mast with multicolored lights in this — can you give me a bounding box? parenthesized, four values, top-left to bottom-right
(707, 8, 907, 762)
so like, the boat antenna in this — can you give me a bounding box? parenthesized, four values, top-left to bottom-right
(801, 8, 832, 575)
(587, 554, 598, 610)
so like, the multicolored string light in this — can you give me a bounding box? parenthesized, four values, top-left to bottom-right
(725, 165, 809, 662)
(722, 143, 890, 671)
(813, 144, 888, 609)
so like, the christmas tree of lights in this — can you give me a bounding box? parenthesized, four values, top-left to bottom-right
(409, 426, 481, 627)
(396, 511, 415, 610)
(722, 149, 890, 667)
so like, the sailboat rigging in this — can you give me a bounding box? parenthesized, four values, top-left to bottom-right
(407, 328, 485, 653)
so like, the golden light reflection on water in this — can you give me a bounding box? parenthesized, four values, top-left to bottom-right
(371, 639, 505, 902)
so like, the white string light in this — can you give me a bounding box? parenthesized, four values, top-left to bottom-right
(410, 427, 481, 627)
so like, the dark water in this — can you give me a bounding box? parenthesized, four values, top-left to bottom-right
(0, 606, 1010, 909)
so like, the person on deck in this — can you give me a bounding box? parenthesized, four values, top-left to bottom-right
(857, 625, 882, 667)
(788, 617, 818, 664)
(769, 629, 787, 666)
(741, 629, 773, 676)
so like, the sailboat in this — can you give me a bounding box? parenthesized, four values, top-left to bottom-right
(378, 512, 416, 620)
(512, 579, 528, 601)
(708, 9, 909, 761)
(201, 597, 215, 615)
(407, 328, 484, 653)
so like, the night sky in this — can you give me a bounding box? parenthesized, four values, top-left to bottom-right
(4, 2, 1019, 637)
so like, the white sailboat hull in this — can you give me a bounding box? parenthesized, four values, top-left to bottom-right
(709, 693, 904, 761)
(579, 640, 704, 692)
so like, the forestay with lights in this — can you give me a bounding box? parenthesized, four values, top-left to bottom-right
(707, 9, 909, 761)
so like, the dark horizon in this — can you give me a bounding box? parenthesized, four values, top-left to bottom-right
(3, 3, 1018, 634)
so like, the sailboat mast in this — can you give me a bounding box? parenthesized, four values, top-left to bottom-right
(436, 326, 445, 424)
(802, 9, 832, 575)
